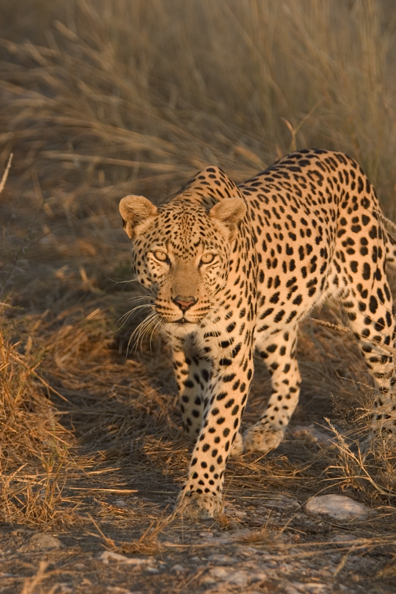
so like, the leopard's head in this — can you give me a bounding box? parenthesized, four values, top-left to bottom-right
(119, 170, 246, 328)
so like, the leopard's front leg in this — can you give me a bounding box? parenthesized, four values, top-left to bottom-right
(172, 348, 211, 438)
(175, 353, 253, 519)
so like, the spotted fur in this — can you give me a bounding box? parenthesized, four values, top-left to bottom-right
(119, 149, 396, 519)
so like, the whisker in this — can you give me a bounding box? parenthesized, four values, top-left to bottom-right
(116, 303, 154, 330)
(149, 317, 163, 353)
(127, 295, 154, 303)
(126, 296, 155, 308)
(138, 318, 157, 352)
(126, 312, 158, 355)
(141, 313, 162, 352)
(128, 313, 155, 341)
(103, 275, 139, 289)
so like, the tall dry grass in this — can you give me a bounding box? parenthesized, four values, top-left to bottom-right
(1, 0, 396, 215)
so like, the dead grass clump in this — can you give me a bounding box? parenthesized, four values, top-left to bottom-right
(294, 307, 396, 503)
(50, 306, 113, 370)
(0, 319, 75, 525)
(0, 314, 71, 470)
(323, 420, 396, 503)
(119, 515, 172, 555)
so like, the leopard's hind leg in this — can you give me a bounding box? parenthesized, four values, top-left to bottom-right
(336, 251, 396, 441)
(244, 324, 301, 453)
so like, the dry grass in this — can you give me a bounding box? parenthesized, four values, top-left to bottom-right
(1, 1, 396, 213)
(0, 0, 396, 535)
(0, 311, 73, 526)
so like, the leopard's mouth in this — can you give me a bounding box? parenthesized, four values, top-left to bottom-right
(175, 317, 190, 324)
(156, 305, 211, 326)
(167, 315, 204, 326)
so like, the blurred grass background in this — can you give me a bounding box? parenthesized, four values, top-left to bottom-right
(0, 0, 396, 526)
(1, 0, 396, 213)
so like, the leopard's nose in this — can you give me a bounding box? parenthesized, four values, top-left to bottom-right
(172, 296, 197, 312)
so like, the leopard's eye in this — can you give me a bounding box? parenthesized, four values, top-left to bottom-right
(152, 250, 168, 262)
(200, 253, 216, 265)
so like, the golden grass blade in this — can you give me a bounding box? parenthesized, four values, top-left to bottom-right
(0, 153, 12, 194)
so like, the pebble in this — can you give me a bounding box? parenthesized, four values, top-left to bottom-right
(99, 551, 153, 566)
(171, 564, 185, 573)
(208, 566, 251, 586)
(281, 585, 302, 594)
(20, 533, 62, 552)
(262, 495, 300, 510)
(305, 495, 373, 520)
(332, 534, 359, 543)
(199, 531, 214, 539)
(202, 565, 268, 587)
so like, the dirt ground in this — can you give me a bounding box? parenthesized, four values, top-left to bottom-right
(1, 493, 396, 594)
(1, 443, 396, 594)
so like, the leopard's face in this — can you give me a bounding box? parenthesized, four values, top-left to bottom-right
(133, 212, 231, 326)
(120, 196, 246, 328)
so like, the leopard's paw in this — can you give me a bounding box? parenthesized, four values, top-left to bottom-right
(244, 424, 285, 454)
(174, 490, 222, 520)
(229, 431, 244, 457)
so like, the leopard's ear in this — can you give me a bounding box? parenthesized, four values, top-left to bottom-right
(119, 195, 158, 239)
(209, 197, 246, 242)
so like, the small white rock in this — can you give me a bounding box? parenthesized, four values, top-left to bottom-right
(209, 567, 250, 586)
(99, 551, 153, 566)
(263, 495, 300, 510)
(306, 495, 373, 521)
(227, 571, 251, 586)
(171, 564, 185, 573)
(209, 566, 229, 579)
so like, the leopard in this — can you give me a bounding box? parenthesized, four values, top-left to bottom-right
(119, 148, 396, 519)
